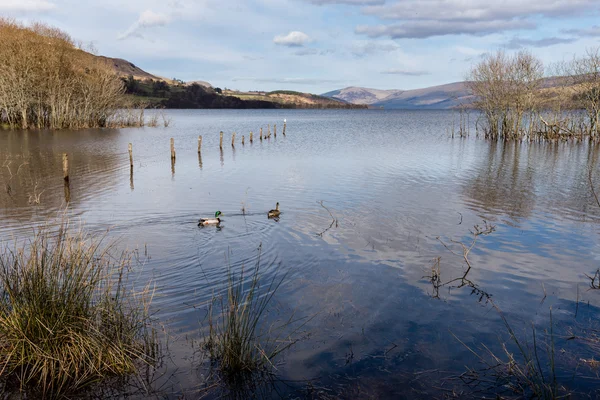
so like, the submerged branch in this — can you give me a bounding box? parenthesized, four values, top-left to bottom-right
(316, 201, 339, 237)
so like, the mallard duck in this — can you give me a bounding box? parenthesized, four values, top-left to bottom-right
(268, 203, 280, 218)
(199, 211, 222, 226)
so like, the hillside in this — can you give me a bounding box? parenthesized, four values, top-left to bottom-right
(322, 77, 583, 110)
(323, 82, 473, 109)
(373, 82, 473, 109)
(122, 77, 367, 109)
(321, 87, 401, 105)
(224, 90, 366, 109)
(87, 53, 363, 109)
(95, 55, 166, 81)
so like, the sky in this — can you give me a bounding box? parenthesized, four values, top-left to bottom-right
(2, 0, 600, 93)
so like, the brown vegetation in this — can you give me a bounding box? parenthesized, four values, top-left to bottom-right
(0, 220, 157, 398)
(467, 48, 600, 140)
(468, 50, 543, 140)
(0, 19, 143, 130)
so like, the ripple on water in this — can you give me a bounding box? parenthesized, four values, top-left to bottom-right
(2, 110, 600, 397)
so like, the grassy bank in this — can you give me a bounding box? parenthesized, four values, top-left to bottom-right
(0, 221, 156, 398)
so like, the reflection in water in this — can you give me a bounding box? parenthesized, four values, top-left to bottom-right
(64, 180, 71, 203)
(463, 140, 600, 222)
(0, 129, 122, 223)
(130, 167, 134, 191)
(426, 221, 495, 302)
(1, 110, 600, 398)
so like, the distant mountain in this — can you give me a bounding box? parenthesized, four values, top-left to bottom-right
(374, 82, 473, 109)
(224, 90, 367, 109)
(323, 82, 474, 109)
(321, 87, 401, 105)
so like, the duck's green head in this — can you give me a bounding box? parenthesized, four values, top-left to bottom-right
(215, 211, 222, 218)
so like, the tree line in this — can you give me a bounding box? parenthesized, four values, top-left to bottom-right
(122, 78, 279, 109)
(0, 19, 138, 130)
(121, 77, 366, 109)
(468, 48, 600, 140)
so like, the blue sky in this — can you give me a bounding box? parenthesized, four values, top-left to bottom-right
(3, 0, 600, 93)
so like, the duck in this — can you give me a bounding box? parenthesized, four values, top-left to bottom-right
(199, 211, 222, 226)
(268, 203, 281, 218)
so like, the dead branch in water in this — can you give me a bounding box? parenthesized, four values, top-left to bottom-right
(584, 269, 600, 290)
(428, 221, 496, 302)
(317, 201, 338, 237)
(589, 167, 600, 209)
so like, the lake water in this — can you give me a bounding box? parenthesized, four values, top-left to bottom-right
(1, 109, 600, 398)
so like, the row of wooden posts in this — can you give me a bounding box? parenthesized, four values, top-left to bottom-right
(171, 122, 286, 161)
(60, 122, 287, 182)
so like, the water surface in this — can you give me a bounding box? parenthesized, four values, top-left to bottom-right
(1, 109, 600, 398)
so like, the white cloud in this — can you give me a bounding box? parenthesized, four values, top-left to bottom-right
(273, 31, 311, 47)
(357, 0, 600, 39)
(0, 0, 55, 12)
(563, 26, 600, 38)
(381, 69, 430, 76)
(306, 0, 383, 4)
(356, 20, 535, 39)
(118, 10, 171, 40)
(232, 76, 341, 85)
(351, 41, 400, 57)
(505, 36, 577, 49)
(362, 0, 599, 22)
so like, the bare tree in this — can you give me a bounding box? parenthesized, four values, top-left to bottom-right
(559, 48, 600, 137)
(467, 50, 544, 140)
(0, 19, 135, 130)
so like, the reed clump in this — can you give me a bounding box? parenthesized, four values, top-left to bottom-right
(0, 221, 156, 398)
(203, 252, 302, 381)
(456, 304, 565, 399)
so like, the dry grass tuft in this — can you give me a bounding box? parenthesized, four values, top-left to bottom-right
(0, 220, 157, 398)
(202, 247, 306, 382)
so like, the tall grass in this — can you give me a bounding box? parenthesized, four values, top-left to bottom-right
(0, 221, 156, 398)
(203, 249, 304, 382)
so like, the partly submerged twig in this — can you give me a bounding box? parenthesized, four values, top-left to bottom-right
(317, 201, 338, 237)
(589, 167, 600, 209)
(429, 221, 495, 302)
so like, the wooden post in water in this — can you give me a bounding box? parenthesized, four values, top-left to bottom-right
(242, 135, 245, 145)
(274, 124, 277, 138)
(198, 135, 202, 153)
(62, 153, 69, 182)
(128, 143, 134, 190)
(232, 132, 236, 147)
(170, 138, 176, 160)
(250, 131, 253, 143)
(128, 143, 133, 168)
(219, 131, 224, 150)
(64, 180, 70, 203)
(260, 128, 263, 141)
(283, 122, 286, 135)
(268, 124, 271, 137)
